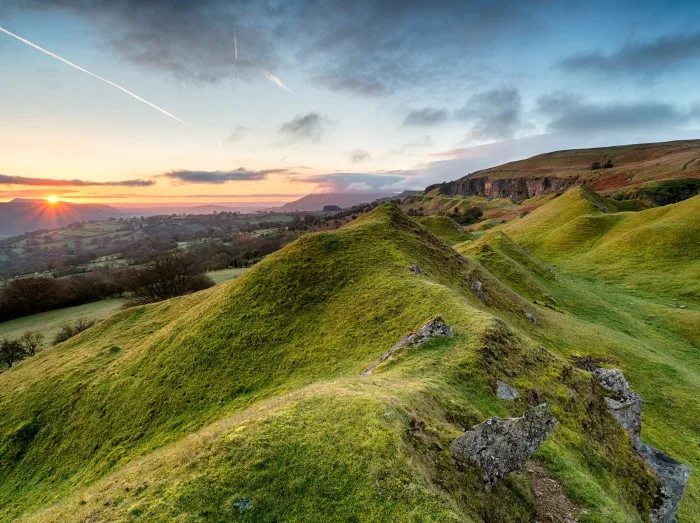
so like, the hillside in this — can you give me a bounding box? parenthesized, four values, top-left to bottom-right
(277, 192, 394, 211)
(427, 139, 700, 201)
(0, 199, 121, 238)
(1, 199, 697, 521)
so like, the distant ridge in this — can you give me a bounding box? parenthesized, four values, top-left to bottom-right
(277, 192, 396, 211)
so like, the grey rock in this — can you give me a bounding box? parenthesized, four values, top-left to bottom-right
(593, 368, 630, 397)
(471, 280, 487, 302)
(495, 380, 520, 400)
(233, 498, 253, 511)
(361, 316, 452, 376)
(451, 403, 558, 485)
(640, 444, 691, 523)
(525, 312, 537, 324)
(409, 264, 424, 275)
(604, 394, 643, 450)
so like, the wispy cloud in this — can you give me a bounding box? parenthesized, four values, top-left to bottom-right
(403, 108, 448, 127)
(162, 168, 289, 184)
(455, 87, 526, 140)
(348, 149, 371, 163)
(262, 69, 293, 92)
(279, 113, 331, 142)
(0, 174, 154, 187)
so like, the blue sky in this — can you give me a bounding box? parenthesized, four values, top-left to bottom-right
(1, 0, 700, 204)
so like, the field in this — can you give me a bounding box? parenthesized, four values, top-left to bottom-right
(0, 193, 697, 521)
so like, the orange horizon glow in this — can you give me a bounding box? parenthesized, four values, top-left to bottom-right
(46, 195, 59, 204)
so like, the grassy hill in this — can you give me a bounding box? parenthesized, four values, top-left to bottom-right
(1, 201, 698, 521)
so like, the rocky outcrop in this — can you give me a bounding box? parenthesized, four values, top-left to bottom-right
(640, 444, 692, 523)
(470, 280, 487, 302)
(427, 175, 579, 201)
(594, 368, 691, 522)
(525, 312, 537, 325)
(450, 403, 558, 485)
(360, 316, 453, 376)
(495, 380, 520, 400)
(409, 264, 424, 275)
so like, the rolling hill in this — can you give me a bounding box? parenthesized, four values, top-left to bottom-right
(427, 139, 700, 201)
(1, 194, 697, 521)
(0, 199, 121, 238)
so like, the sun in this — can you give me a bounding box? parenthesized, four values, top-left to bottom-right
(46, 195, 59, 204)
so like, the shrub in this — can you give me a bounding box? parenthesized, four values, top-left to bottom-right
(591, 161, 601, 170)
(0, 338, 26, 368)
(54, 319, 96, 345)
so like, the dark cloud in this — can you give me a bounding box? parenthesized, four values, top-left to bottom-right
(538, 94, 692, 133)
(163, 168, 288, 184)
(403, 108, 449, 127)
(10, 0, 548, 94)
(279, 113, 330, 142)
(348, 149, 371, 163)
(559, 30, 700, 77)
(0, 174, 154, 187)
(455, 87, 525, 140)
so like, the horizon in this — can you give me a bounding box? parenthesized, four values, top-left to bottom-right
(2, 1, 700, 205)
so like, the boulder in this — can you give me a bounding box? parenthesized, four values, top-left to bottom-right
(361, 316, 452, 376)
(604, 394, 643, 450)
(593, 368, 631, 397)
(451, 403, 558, 485)
(409, 264, 424, 275)
(495, 380, 520, 400)
(640, 444, 691, 523)
(470, 280, 487, 302)
(525, 312, 537, 324)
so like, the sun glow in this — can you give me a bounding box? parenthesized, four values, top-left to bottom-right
(47, 195, 59, 204)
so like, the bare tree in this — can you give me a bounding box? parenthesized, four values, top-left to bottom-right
(126, 252, 215, 305)
(18, 331, 44, 356)
(1, 276, 61, 316)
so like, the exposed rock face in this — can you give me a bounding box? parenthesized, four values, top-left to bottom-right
(594, 368, 691, 522)
(640, 444, 692, 523)
(470, 280, 487, 302)
(426, 175, 579, 201)
(360, 316, 453, 376)
(450, 403, 558, 485)
(409, 264, 424, 275)
(495, 380, 520, 400)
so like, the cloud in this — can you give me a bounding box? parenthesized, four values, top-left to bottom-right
(455, 87, 525, 140)
(559, 30, 700, 77)
(314, 74, 389, 97)
(226, 126, 249, 143)
(403, 108, 449, 127)
(348, 149, 371, 163)
(0, 174, 154, 187)
(538, 94, 693, 133)
(279, 113, 330, 142)
(291, 172, 409, 192)
(163, 168, 288, 184)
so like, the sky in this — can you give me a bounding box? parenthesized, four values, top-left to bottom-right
(1, 0, 700, 206)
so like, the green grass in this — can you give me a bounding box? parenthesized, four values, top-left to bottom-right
(206, 267, 249, 284)
(413, 215, 473, 244)
(0, 201, 697, 522)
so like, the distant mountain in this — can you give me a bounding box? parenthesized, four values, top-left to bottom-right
(278, 192, 396, 212)
(426, 139, 700, 201)
(0, 198, 121, 238)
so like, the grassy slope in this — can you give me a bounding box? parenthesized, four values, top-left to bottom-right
(413, 215, 473, 244)
(0, 203, 696, 521)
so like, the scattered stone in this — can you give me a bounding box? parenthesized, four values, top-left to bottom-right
(640, 444, 691, 523)
(409, 264, 424, 275)
(547, 295, 558, 305)
(528, 463, 581, 523)
(360, 316, 452, 376)
(526, 389, 543, 406)
(450, 403, 558, 485)
(679, 305, 686, 309)
(233, 498, 253, 512)
(495, 380, 520, 400)
(570, 355, 616, 372)
(525, 312, 537, 324)
(593, 368, 630, 397)
(604, 394, 643, 450)
(470, 280, 487, 302)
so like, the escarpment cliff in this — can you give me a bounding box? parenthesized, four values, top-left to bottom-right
(427, 175, 579, 201)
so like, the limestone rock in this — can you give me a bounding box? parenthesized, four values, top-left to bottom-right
(361, 316, 452, 376)
(470, 280, 487, 302)
(593, 368, 630, 397)
(409, 264, 424, 275)
(640, 444, 691, 523)
(495, 380, 520, 400)
(450, 403, 558, 485)
(604, 394, 643, 450)
(525, 312, 537, 324)
(233, 498, 253, 511)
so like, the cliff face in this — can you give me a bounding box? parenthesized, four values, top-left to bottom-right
(428, 176, 580, 201)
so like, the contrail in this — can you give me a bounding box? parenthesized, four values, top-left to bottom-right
(262, 69, 293, 93)
(0, 26, 184, 123)
(233, 28, 239, 82)
(217, 136, 224, 155)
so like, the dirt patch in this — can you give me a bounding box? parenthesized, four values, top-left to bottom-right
(528, 463, 581, 523)
(570, 355, 616, 372)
